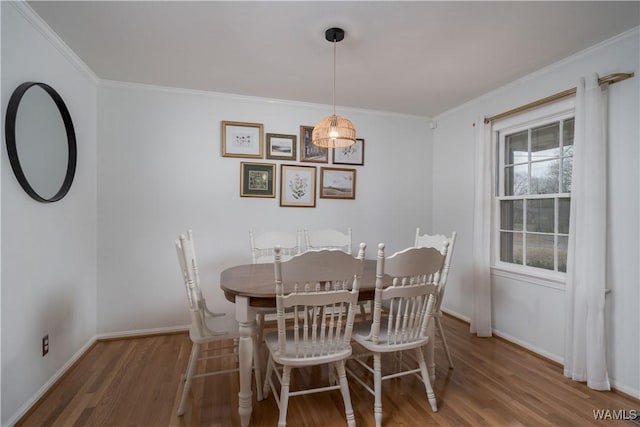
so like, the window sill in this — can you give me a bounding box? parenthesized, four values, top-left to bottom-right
(491, 264, 565, 291)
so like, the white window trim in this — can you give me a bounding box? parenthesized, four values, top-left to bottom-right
(492, 98, 575, 133)
(491, 97, 575, 286)
(492, 264, 565, 290)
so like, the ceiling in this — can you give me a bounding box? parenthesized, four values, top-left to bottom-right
(27, 1, 639, 118)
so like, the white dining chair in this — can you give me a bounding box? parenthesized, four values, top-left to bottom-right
(414, 228, 457, 368)
(249, 229, 303, 346)
(347, 243, 447, 427)
(304, 227, 372, 320)
(263, 244, 366, 427)
(175, 229, 262, 416)
(250, 229, 302, 263)
(304, 227, 352, 253)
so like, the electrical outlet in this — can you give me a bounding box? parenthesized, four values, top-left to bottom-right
(42, 334, 49, 356)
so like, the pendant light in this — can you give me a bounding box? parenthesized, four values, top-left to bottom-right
(312, 28, 356, 148)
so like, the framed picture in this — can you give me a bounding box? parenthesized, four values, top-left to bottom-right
(333, 138, 365, 166)
(240, 162, 275, 198)
(299, 125, 328, 163)
(280, 164, 316, 207)
(221, 121, 264, 158)
(320, 167, 356, 200)
(266, 133, 296, 161)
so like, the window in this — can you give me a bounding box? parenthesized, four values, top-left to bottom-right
(495, 108, 573, 275)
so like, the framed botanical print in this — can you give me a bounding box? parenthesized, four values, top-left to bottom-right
(280, 164, 316, 207)
(240, 162, 275, 198)
(333, 138, 364, 166)
(221, 121, 264, 158)
(266, 133, 296, 160)
(299, 125, 328, 163)
(320, 167, 356, 199)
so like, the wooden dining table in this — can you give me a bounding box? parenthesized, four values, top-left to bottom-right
(220, 259, 436, 427)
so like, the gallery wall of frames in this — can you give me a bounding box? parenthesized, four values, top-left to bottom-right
(221, 120, 364, 208)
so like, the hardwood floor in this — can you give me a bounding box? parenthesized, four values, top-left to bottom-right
(16, 315, 639, 426)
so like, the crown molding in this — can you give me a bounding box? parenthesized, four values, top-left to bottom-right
(435, 26, 639, 121)
(9, 1, 99, 84)
(98, 79, 432, 122)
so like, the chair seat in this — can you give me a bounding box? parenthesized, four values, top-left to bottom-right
(352, 320, 429, 353)
(189, 312, 244, 344)
(264, 330, 352, 367)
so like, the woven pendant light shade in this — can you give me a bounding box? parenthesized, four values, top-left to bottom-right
(312, 114, 356, 148)
(312, 28, 356, 148)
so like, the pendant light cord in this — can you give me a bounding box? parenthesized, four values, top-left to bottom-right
(332, 36, 336, 117)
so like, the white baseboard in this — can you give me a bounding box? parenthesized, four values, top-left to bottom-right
(491, 329, 564, 364)
(7, 321, 637, 427)
(440, 307, 563, 364)
(609, 381, 640, 400)
(6, 336, 97, 427)
(440, 307, 469, 322)
(6, 325, 189, 426)
(96, 325, 189, 340)
(440, 309, 640, 399)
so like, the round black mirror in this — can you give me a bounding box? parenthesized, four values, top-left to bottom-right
(5, 82, 77, 203)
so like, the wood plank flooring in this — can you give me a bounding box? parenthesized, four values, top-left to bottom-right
(16, 315, 639, 426)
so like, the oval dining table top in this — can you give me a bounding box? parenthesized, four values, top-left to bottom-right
(221, 259, 380, 308)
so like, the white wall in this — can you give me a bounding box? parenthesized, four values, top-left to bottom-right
(432, 28, 639, 397)
(2, 1, 637, 423)
(96, 83, 433, 334)
(1, 2, 98, 424)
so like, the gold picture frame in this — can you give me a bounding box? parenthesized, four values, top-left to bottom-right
(240, 162, 275, 198)
(221, 121, 264, 158)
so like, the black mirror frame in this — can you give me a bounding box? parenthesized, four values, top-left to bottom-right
(4, 82, 77, 203)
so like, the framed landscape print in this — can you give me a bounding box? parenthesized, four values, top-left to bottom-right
(333, 138, 364, 166)
(240, 162, 275, 198)
(280, 164, 316, 207)
(221, 121, 264, 158)
(299, 125, 328, 163)
(266, 133, 296, 161)
(320, 167, 356, 199)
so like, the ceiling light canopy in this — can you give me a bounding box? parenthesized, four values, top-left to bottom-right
(312, 28, 356, 148)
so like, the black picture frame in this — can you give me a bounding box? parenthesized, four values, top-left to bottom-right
(333, 138, 365, 166)
(266, 133, 297, 160)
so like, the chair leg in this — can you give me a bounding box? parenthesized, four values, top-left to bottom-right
(177, 342, 200, 416)
(278, 366, 292, 427)
(373, 353, 383, 427)
(335, 361, 356, 427)
(359, 302, 367, 320)
(182, 342, 196, 383)
(436, 316, 454, 368)
(263, 354, 274, 399)
(328, 362, 336, 385)
(252, 334, 263, 401)
(256, 313, 265, 345)
(415, 348, 438, 412)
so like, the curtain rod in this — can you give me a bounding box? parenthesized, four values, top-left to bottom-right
(483, 72, 634, 124)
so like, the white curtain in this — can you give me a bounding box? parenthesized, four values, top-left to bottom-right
(564, 74, 610, 390)
(471, 118, 493, 337)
